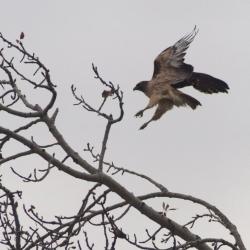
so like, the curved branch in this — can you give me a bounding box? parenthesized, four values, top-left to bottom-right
(0, 184, 21, 249)
(98, 174, 212, 250)
(0, 118, 42, 149)
(42, 114, 97, 174)
(0, 125, 97, 182)
(168, 238, 238, 250)
(0, 150, 33, 165)
(0, 34, 57, 116)
(84, 143, 168, 192)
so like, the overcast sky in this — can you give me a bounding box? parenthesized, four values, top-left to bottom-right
(1, 0, 250, 249)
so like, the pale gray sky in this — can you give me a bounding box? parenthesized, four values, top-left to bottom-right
(1, 0, 250, 249)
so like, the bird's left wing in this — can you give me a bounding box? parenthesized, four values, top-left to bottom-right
(152, 26, 198, 78)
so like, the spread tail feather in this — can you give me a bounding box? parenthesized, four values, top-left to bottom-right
(180, 92, 201, 109)
(173, 72, 229, 94)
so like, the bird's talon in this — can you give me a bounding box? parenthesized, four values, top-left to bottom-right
(139, 123, 148, 130)
(135, 111, 144, 118)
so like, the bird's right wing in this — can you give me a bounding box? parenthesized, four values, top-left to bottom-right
(152, 26, 198, 79)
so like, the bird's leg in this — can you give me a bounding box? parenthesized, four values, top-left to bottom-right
(139, 119, 153, 130)
(135, 109, 145, 118)
(135, 106, 150, 117)
(135, 99, 156, 118)
(139, 100, 171, 130)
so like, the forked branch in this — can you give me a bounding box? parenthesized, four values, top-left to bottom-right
(0, 32, 246, 250)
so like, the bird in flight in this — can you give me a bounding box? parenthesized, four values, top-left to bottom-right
(133, 26, 229, 130)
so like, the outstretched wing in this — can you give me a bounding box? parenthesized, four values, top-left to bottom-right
(152, 26, 198, 79)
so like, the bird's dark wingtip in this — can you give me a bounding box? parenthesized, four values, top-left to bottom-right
(190, 72, 230, 94)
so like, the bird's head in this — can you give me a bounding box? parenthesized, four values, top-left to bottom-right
(133, 81, 148, 93)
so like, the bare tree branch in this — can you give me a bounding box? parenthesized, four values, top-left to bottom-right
(0, 32, 245, 250)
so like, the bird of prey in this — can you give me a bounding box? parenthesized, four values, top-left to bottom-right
(133, 26, 229, 130)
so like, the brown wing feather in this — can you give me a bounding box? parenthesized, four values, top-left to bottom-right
(152, 26, 198, 79)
